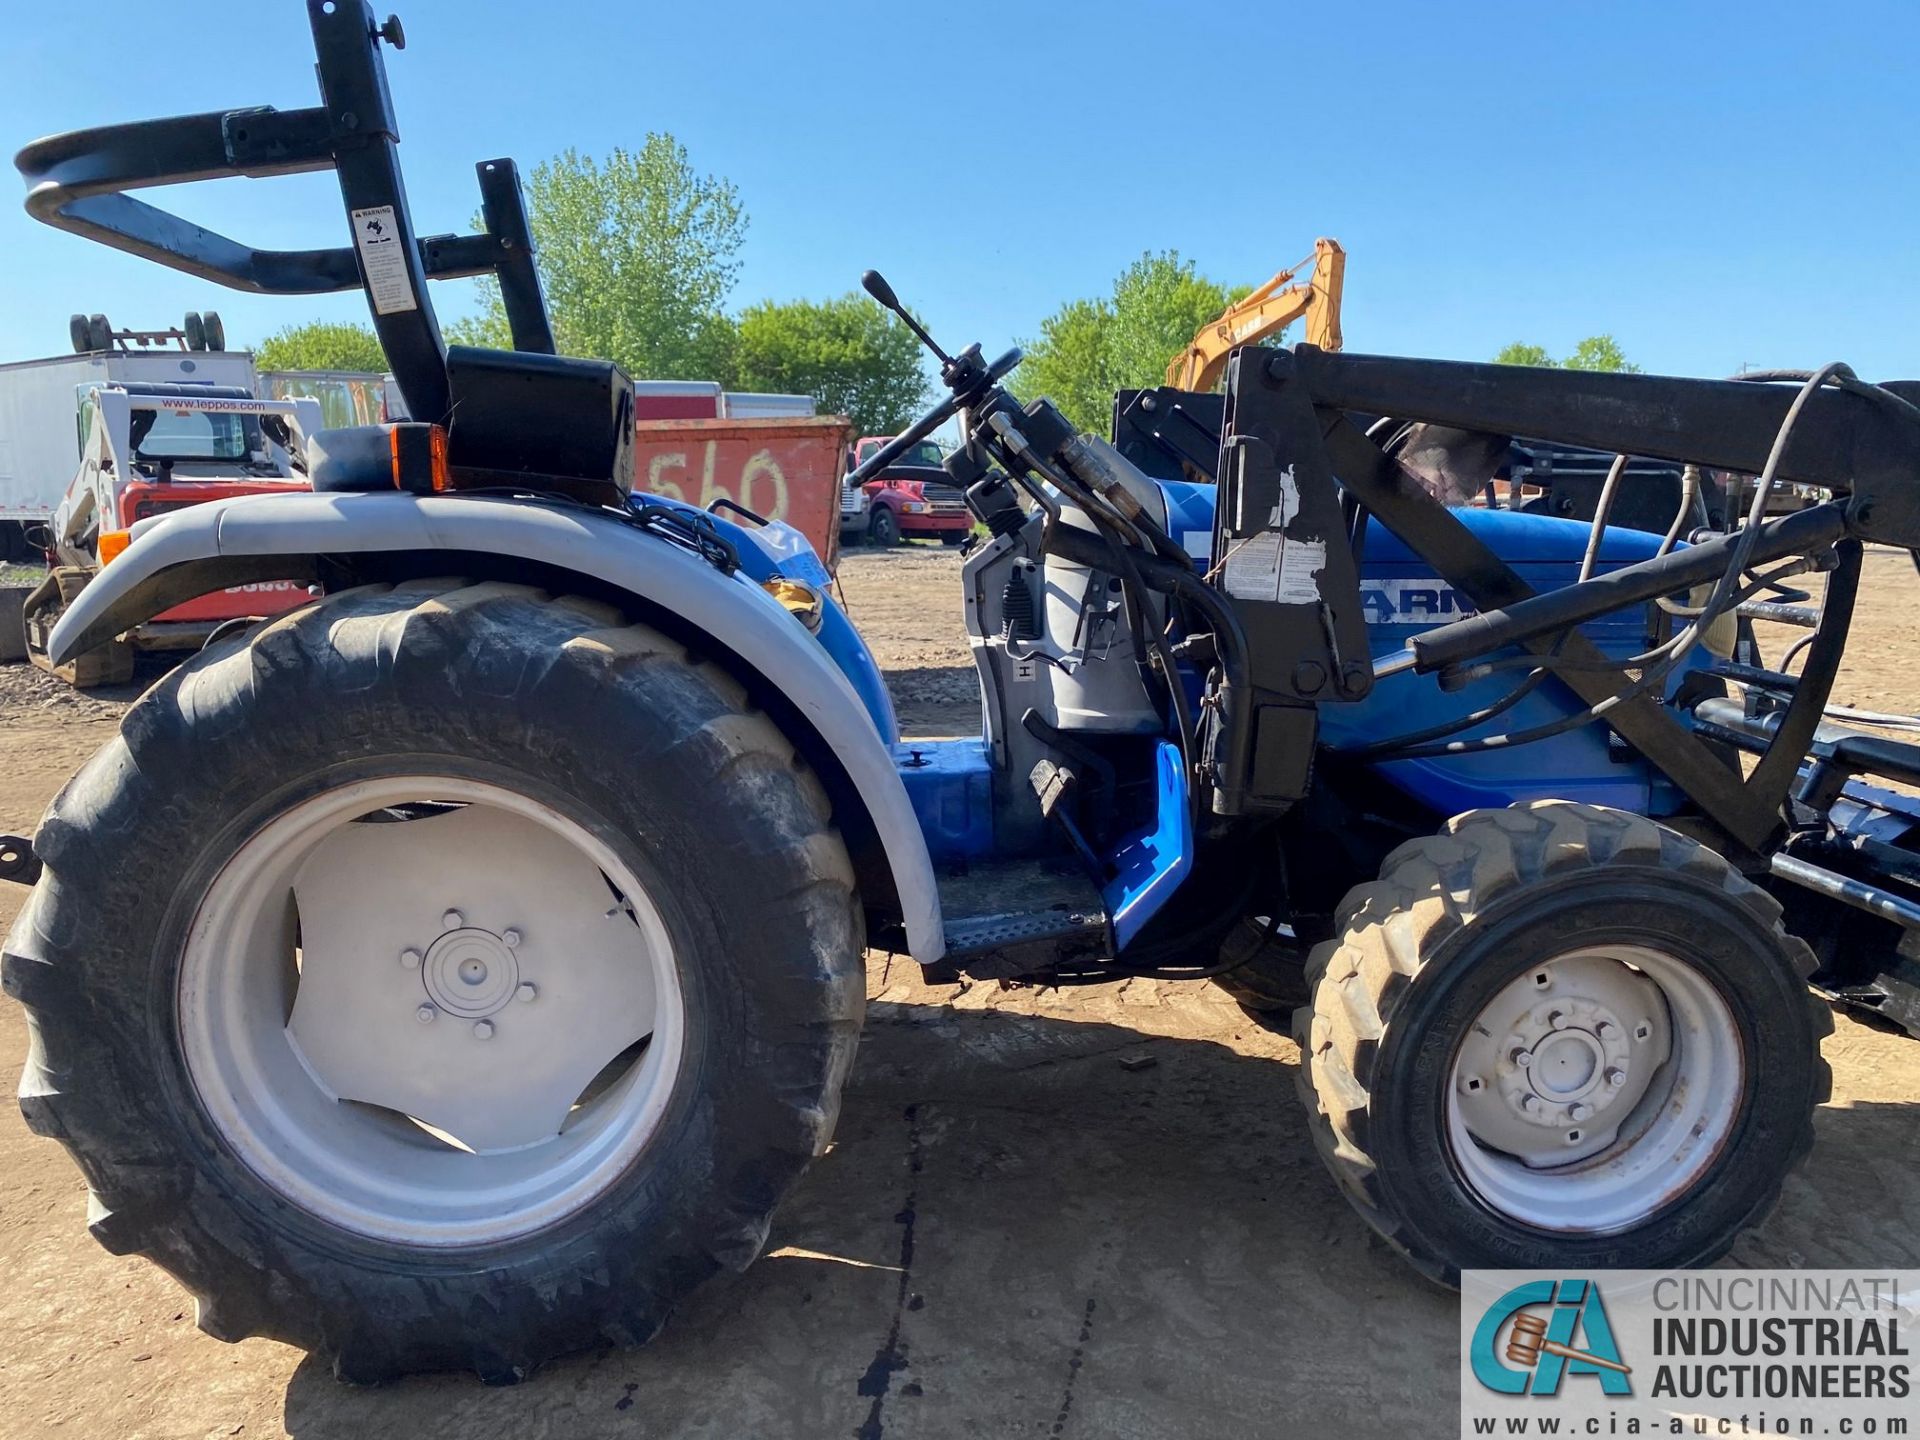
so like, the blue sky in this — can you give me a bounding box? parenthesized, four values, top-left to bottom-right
(2, 0, 1916, 381)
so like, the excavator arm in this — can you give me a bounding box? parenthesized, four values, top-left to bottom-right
(1165, 237, 1345, 390)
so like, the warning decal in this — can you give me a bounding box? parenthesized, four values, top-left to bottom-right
(350, 206, 418, 315)
(1220, 464, 1326, 605)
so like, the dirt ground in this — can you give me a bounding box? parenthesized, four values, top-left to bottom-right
(0, 543, 1917, 1439)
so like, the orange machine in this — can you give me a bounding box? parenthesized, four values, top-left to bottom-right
(1165, 237, 1346, 391)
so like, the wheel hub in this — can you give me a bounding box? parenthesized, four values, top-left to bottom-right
(179, 782, 687, 1246)
(236, 795, 675, 1162)
(422, 926, 521, 1018)
(1501, 996, 1632, 1127)
(1454, 954, 1671, 1166)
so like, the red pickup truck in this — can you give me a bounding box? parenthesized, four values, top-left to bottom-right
(850, 436, 973, 546)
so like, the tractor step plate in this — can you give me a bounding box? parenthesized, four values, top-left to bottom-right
(937, 861, 1108, 959)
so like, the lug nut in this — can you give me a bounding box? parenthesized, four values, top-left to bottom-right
(473, 1020, 495, 1040)
(400, 948, 422, 969)
(442, 909, 464, 930)
(1568, 1102, 1592, 1122)
(1521, 1094, 1542, 1115)
(517, 982, 538, 1004)
(415, 1004, 437, 1024)
(1511, 1048, 1532, 1068)
(1548, 1009, 1569, 1030)
(502, 929, 522, 947)
(1605, 1067, 1627, 1088)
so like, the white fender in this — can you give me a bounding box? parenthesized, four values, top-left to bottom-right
(51, 490, 945, 960)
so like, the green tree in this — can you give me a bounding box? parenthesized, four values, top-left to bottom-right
(449, 137, 747, 381)
(1493, 336, 1641, 373)
(1104, 252, 1245, 392)
(1563, 334, 1641, 373)
(1015, 297, 1119, 436)
(733, 293, 930, 436)
(1017, 251, 1243, 431)
(1492, 341, 1556, 368)
(255, 320, 388, 372)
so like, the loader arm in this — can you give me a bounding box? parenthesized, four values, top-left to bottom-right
(1165, 237, 1345, 391)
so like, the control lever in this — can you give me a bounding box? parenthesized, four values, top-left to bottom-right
(862, 270, 952, 366)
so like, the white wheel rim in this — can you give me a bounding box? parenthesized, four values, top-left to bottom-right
(1446, 943, 1744, 1234)
(178, 776, 686, 1248)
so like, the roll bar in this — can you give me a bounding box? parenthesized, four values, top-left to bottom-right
(13, 0, 553, 426)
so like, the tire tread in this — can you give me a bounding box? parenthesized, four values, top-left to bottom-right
(5, 581, 865, 1381)
(1292, 799, 1828, 1284)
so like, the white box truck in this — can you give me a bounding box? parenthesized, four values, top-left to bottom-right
(719, 391, 815, 420)
(0, 330, 257, 560)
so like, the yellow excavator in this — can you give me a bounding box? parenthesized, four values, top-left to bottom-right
(1165, 237, 1346, 390)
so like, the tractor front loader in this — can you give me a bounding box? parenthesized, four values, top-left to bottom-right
(4, 0, 1919, 1384)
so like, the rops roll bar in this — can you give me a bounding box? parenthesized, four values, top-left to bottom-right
(13, 0, 552, 426)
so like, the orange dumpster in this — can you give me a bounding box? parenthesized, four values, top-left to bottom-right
(632, 415, 853, 571)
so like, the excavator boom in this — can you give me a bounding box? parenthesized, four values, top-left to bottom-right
(1166, 237, 1345, 390)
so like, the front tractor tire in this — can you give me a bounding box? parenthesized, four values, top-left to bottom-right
(1294, 801, 1830, 1283)
(3, 580, 865, 1381)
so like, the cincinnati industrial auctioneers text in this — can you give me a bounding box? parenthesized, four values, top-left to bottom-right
(1649, 1276, 1910, 1403)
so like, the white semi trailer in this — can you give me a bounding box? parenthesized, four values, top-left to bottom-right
(0, 318, 256, 560)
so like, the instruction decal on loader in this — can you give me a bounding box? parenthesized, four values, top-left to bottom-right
(1222, 464, 1325, 605)
(350, 206, 418, 315)
(1223, 530, 1284, 601)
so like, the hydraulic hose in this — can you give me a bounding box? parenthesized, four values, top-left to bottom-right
(1349, 366, 1860, 762)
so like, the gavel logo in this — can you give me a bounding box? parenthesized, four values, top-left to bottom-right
(1506, 1310, 1633, 1375)
(1469, 1278, 1632, 1396)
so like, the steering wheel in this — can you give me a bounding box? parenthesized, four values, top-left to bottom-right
(844, 348, 1022, 489)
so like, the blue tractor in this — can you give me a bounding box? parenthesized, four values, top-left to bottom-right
(6, 0, 1919, 1382)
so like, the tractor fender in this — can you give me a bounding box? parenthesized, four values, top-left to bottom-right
(49, 490, 946, 960)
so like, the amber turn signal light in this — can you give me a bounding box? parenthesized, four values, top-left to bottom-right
(389, 423, 451, 494)
(762, 577, 824, 631)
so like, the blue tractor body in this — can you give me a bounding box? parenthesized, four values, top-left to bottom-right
(689, 481, 1716, 951)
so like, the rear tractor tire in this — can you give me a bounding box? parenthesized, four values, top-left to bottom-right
(1294, 800, 1829, 1283)
(3, 580, 866, 1381)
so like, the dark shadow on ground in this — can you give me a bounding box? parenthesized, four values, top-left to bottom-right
(280, 999, 1920, 1440)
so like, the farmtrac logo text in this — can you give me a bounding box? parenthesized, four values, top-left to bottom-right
(1361, 578, 1477, 626)
(1471, 1278, 1633, 1397)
